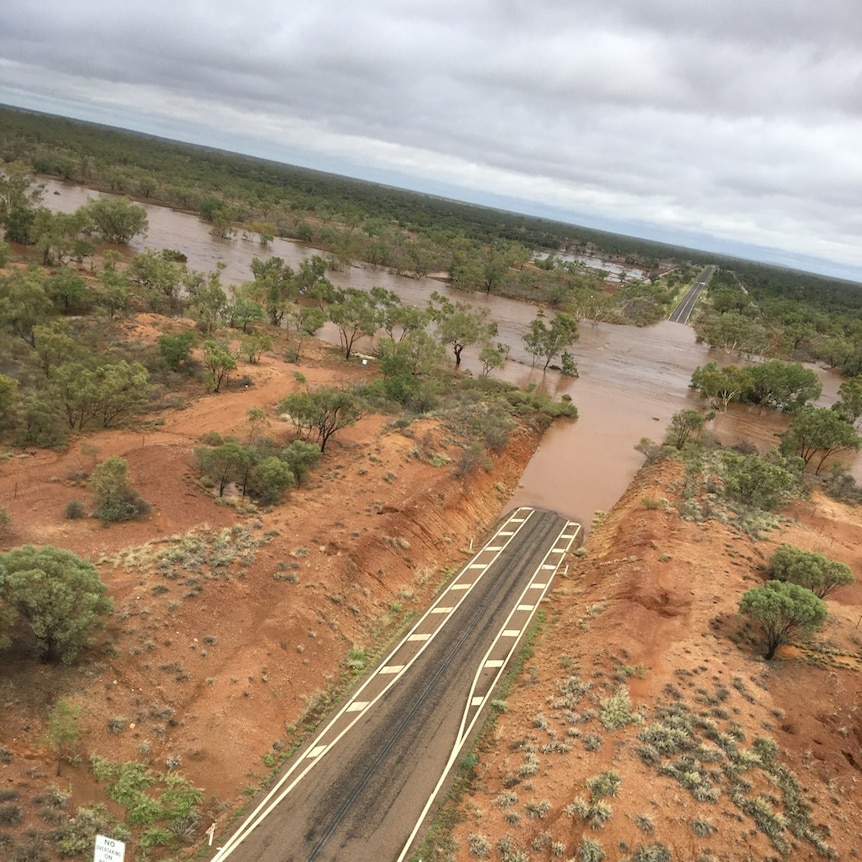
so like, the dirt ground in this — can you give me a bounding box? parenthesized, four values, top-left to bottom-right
(0, 319, 542, 858)
(1, 316, 861, 861)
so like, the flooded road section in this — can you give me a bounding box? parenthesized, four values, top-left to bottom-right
(42, 181, 854, 528)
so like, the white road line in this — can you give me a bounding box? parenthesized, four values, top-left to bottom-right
(210, 506, 537, 861)
(396, 518, 582, 862)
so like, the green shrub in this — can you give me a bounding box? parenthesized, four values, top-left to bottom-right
(599, 687, 634, 729)
(585, 771, 622, 799)
(576, 838, 605, 862)
(0, 803, 23, 825)
(64, 500, 86, 520)
(468, 833, 491, 858)
(766, 543, 854, 598)
(198, 430, 224, 446)
(91, 457, 150, 523)
(690, 818, 716, 837)
(52, 804, 127, 856)
(632, 844, 671, 862)
(582, 732, 603, 751)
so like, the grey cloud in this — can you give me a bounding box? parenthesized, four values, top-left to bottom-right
(0, 0, 860, 277)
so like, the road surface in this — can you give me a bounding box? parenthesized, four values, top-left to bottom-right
(210, 507, 580, 862)
(669, 264, 715, 324)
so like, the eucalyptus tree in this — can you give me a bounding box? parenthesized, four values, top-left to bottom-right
(82, 197, 148, 244)
(522, 312, 580, 369)
(780, 405, 860, 474)
(428, 291, 497, 366)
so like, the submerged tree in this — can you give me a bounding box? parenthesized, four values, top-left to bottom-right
(428, 291, 497, 366)
(82, 197, 148, 244)
(522, 312, 580, 369)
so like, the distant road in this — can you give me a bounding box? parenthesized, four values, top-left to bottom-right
(211, 507, 580, 862)
(669, 265, 715, 324)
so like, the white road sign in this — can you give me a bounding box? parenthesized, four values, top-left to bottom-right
(94, 835, 126, 862)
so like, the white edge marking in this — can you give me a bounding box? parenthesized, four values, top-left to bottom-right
(395, 518, 581, 862)
(210, 507, 538, 861)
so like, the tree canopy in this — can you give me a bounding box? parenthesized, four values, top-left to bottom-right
(428, 291, 497, 366)
(278, 386, 363, 452)
(715, 449, 801, 511)
(739, 580, 827, 660)
(748, 360, 821, 412)
(780, 405, 861, 474)
(664, 409, 706, 450)
(690, 362, 754, 412)
(765, 544, 854, 599)
(82, 197, 148, 244)
(522, 312, 580, 369)
(0, 545, 113, 663)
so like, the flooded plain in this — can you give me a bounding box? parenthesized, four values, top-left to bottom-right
(42, 180, 855, 528)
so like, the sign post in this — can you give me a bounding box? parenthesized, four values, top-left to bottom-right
(93, 835, 126, 862)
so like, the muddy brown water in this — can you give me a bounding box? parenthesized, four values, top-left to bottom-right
(42, 180, 858, 529)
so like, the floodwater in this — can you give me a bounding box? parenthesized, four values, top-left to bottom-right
(41, 180, 856, 529)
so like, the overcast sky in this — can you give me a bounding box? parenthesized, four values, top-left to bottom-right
(2, 1, 861, 280)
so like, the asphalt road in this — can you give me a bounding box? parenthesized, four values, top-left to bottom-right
(210, 508, 577, 862)
(668, 264, 715, 324)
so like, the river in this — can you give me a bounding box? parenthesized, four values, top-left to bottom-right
(41, 180, 855, 529)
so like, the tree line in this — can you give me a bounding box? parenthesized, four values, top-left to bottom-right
(693, 264, 862, 375)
